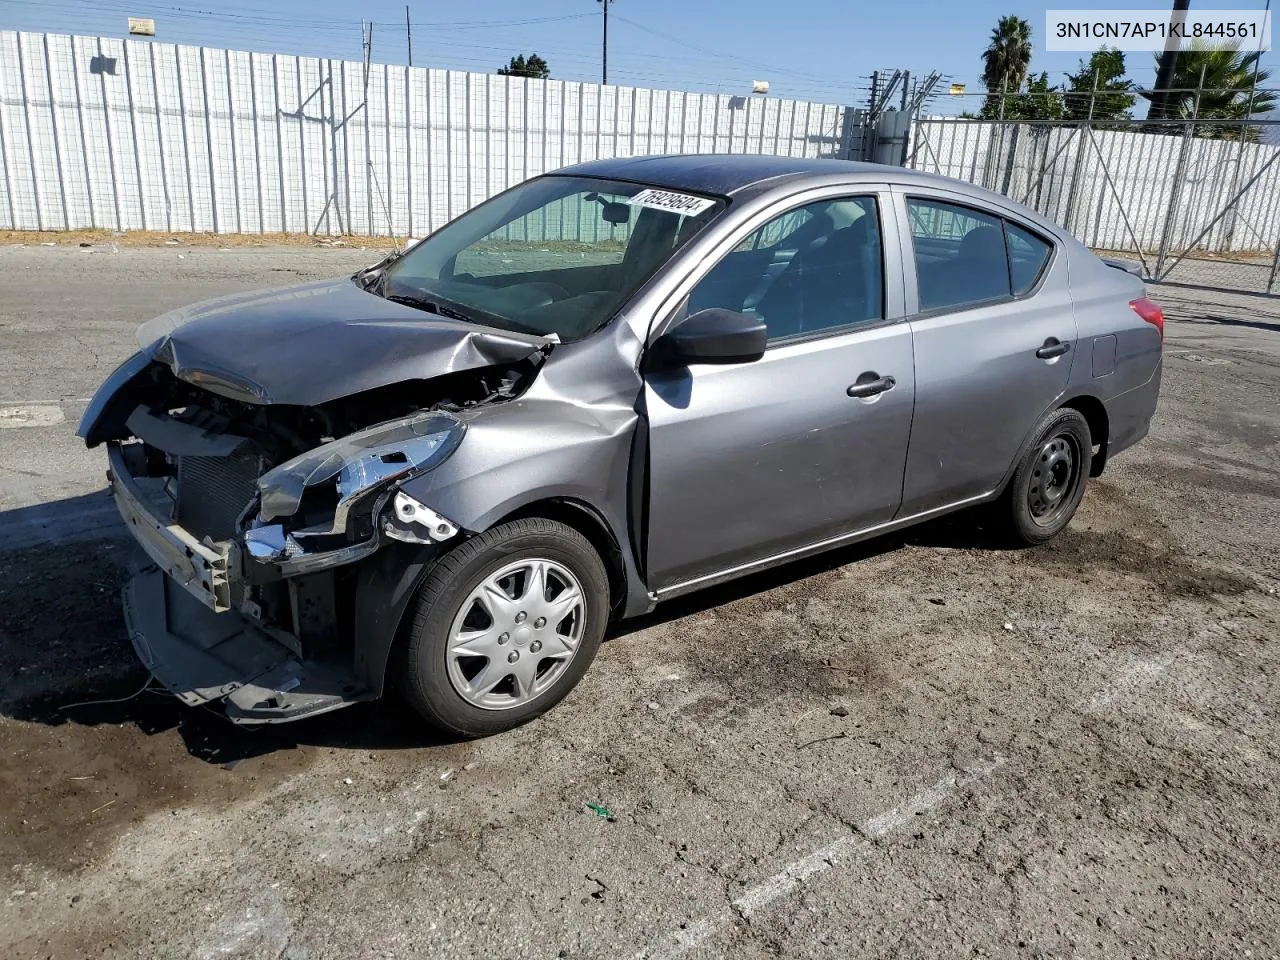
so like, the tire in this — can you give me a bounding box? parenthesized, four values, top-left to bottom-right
(998, 407, 1092, 546)
(398, 518, 610, 738)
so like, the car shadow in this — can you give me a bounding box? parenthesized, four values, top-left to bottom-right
(0, 493, 460, 766)
(609, 506, 1015, 639)
(0, 492, 1013, 765)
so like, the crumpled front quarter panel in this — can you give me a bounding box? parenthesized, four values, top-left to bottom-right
(397, 319, 647, 604)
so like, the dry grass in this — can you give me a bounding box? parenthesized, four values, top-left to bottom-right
(0, 229, 399, 249)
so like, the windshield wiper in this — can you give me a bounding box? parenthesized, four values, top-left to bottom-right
(353, 248, 411, 293)
(385, 292, 551, 339)
(384, 293, 472, 321)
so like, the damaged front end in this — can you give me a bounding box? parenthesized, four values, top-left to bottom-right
(82, 332, 548, 723)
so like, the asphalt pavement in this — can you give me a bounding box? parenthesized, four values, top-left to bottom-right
(1, 244, 1277, 959)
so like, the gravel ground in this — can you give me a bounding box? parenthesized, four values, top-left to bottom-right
(0, 245, 1277, 960)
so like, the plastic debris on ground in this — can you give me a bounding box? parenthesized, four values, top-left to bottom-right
(585, 802, 615, 821)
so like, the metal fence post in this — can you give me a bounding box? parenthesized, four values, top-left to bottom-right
(1155, 67, 1204, 279)
(981, 80, 1007, 191)
(1063, 72, 1098, 237)
(1222, 59, 1263, 249)
(1268, 236, 1280, 294)
(999, 124, 1020, 195)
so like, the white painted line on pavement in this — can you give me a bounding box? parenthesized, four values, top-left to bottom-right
(2, 397, 92, 405)
(0, 404, 66, 428)
(638, 756, 1006, 960)
(640, 649, 1187, 958)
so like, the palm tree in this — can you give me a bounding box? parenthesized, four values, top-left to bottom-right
(1143, 45, 1276, 140)
(982, 15, 1033, 107)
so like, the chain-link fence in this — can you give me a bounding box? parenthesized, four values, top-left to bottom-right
(906, 88, 1280, 296)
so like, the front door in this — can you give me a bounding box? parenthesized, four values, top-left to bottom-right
(643, 193, 916, 592)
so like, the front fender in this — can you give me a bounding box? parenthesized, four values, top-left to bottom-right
(401, 395, 649, 612)
(353, 393, 650, 695)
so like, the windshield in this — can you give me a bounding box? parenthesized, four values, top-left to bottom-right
(379, 176, 725, 342)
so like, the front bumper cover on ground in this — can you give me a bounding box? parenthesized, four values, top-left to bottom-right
(123, 567, 368, 723)
(110, 441, 371, 723)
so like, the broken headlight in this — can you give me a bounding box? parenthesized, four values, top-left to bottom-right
(255, 411, 464, 528)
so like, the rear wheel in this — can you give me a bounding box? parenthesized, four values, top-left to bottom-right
(398, 518, 609, 737)
(999, 407, 1092, 546)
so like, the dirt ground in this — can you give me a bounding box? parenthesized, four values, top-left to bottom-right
(0, 246, 1277, 959)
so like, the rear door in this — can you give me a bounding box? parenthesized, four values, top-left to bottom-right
(643, 190, 916, 592)
(894, 189, 1076, 516)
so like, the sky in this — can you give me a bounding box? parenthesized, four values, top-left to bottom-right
(2, 0, 1276, 113)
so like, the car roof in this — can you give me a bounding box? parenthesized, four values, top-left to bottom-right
(550, 154, 972, 198)
(549, 154, 1074, 242)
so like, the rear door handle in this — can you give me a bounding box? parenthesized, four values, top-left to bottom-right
(847, 373, 896, 398)
(1036, 338, 1072, 360)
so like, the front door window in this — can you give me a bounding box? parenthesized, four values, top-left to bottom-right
(686, 196, 884, 341)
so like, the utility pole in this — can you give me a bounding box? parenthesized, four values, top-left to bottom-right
(598, 0, 614, 85)
(405, 5, 413, 67)
(1244, 0, 1271, 122)
(1149, 0, 1190, 121)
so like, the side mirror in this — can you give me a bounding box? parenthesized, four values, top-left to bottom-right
(656, 308, 767, 366)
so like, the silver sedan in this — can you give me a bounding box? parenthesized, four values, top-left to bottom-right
(80, 155, 1163, 736)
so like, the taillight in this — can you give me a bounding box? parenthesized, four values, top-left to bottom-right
(1130, 297, 1164, 341)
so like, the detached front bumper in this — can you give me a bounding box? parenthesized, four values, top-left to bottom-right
(108, 443, 369, 724)
(122, 568, 367, 723)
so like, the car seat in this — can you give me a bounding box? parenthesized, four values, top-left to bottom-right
(756, 217, 880, 338)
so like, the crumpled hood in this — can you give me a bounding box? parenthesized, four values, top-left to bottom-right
(134, 278, 550, 407)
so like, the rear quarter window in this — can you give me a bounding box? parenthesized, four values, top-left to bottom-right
(1005, 222, 1053, 295)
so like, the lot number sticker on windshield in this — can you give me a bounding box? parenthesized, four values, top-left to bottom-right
(626, 188, 716, 217)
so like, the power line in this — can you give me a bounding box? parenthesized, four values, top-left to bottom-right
(610, 13, 857, 87)
(4, 0, 596, 32)
(3, 5, 873, 100)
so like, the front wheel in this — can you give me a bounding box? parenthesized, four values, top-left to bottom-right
(998, 407, 1092, 546)
(398, 518, 610, 738)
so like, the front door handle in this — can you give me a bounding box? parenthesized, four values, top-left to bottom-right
(847, 373, 896, 398)
(1036, 337, 1072, 360)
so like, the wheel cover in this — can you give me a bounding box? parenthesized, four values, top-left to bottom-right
(1027, 432, 1080, 525)
(445, 557, 587, 711)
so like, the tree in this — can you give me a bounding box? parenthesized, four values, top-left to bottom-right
(981, 15, 1033, 115)
(1064, 47, 1136, 123)
(497, 53, 550, 79)
(1018, 71, 1065, 121)
(992, 71, 1065, 122)
(1142, 44, 1275, 140)
(979, 71, 1064, 122)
